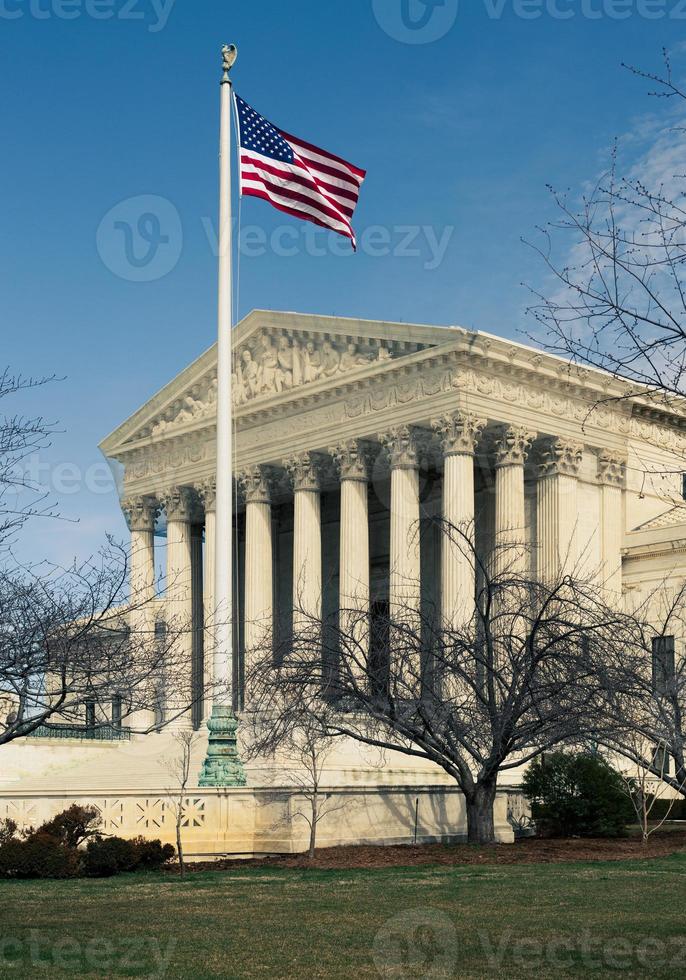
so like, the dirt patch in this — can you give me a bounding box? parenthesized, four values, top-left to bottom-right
(179, 827, 686, 873)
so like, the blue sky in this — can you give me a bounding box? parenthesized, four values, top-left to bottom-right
(2, 0, 683, 566)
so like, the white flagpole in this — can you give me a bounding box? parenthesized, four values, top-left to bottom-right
(200, 44, 245, 787)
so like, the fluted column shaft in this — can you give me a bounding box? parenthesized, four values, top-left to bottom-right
(163, 487, 195, 728)
(241, 467, 274, 689)
(433, 413, 485, 630)
(333, 441, 370, 684)
(124, 496, 159, 626)
(286, 454, 322, 633)
(382, 427, 422, 627)
(536, 439, 583, 582)
(123, 496, 159, 729)
(598, 452, 626, 598)
(494, 425, 535, 576)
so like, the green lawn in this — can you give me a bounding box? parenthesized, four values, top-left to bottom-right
(0, 855, 685, 978)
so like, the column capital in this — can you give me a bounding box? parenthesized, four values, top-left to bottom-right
(379, 425, 420, 470)
(238, 465, 272, 504)
(331, 439, 369, 482)
(160, 486, 196, 523)
(284, 452, 322, 492)
(598, 451, 627, 488)
(432, 412, 486, 457)
(197, 478, 217, 514)
(493, 425, 536, 468)
(122, 495, 160, 533)
(536, 438, 584, 479)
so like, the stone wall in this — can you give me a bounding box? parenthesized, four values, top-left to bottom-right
(0, 785, 516, 859)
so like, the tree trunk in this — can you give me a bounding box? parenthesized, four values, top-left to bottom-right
(465, 778, 497, 844)
(176, 816, 185, 877)
(308, 798, 318, 861)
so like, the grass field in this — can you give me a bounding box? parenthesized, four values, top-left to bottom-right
(1, 853, 685, 978)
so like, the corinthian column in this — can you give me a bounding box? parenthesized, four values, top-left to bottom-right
(123, 495, 159, 730)
(162, 486, 195, 727)
(598, 451, 626, 597)
(433, 413, 485, 629)
(123, 496, 159, 622)
(536, 438, 583, 582)
(493, 425, 535, 575)
(285, 453, 322, 633)
(239, 466, 273, 694)
(332, 440, 370, 682)
(381, 426, 422, 628)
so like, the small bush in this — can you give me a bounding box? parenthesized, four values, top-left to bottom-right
(0, 832, 80, 879)
(83, 836, 138, 877)
(0, 819, 18, 846)
(0, 804, 174, 879)
(83, 835, 175, 877)
(641, 796, 686, 821)
(37, 804, 100, 848)
(523, 752, 634, 838)
(129, 837, 175, 871)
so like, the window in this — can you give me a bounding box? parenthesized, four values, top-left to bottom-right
(682, 473, 686, 501)
(111, 695, 122, 728)
(652, 636, 675, 695)
(84, 700, 96, 728)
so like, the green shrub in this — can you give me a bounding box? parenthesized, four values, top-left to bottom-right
(0, 832, 81, 879)
(523, 752, 634, 838)
(83, 836, 138, 877)
(83, 835, 175, 877)
(641, 796, 686, 821)
(0, 819, 18, 846)
(37, 804, 100, 848)
(129, 837, 175, 871)
(0, 804, 174, 879)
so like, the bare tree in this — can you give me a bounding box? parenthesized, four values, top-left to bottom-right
(246, 709, 357, 861)
(245, 524, 630, 845)
(0, 367, 212, 744)
(0, 543, 207, 744)
(164, 731, 198, 876)
(615, 736, 684, 845)
(527, 49, 686, 418)
(581, 581, 686, 803)
(0, 370, 57, 550)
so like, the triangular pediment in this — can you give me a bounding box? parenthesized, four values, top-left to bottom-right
(100, 311, 456, 456)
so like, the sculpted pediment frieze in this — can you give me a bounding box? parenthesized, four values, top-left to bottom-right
(135, 330, 432, 442)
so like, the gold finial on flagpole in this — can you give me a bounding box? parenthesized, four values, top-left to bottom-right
(222, 44, 238, 82)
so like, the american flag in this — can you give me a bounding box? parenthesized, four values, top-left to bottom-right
(234, 94, 366, 250)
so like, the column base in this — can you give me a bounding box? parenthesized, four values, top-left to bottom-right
(198, 705, 247, 787)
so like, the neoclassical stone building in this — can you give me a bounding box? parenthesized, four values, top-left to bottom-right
(3, 311, 685, 855)
(101, 311, 686, 722)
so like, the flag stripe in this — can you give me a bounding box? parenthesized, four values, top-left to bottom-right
(240, 153, 358, 214)
(242, 186, 355, 242)
(241, 174, 354, 236)
(280, 130, 367, 180)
